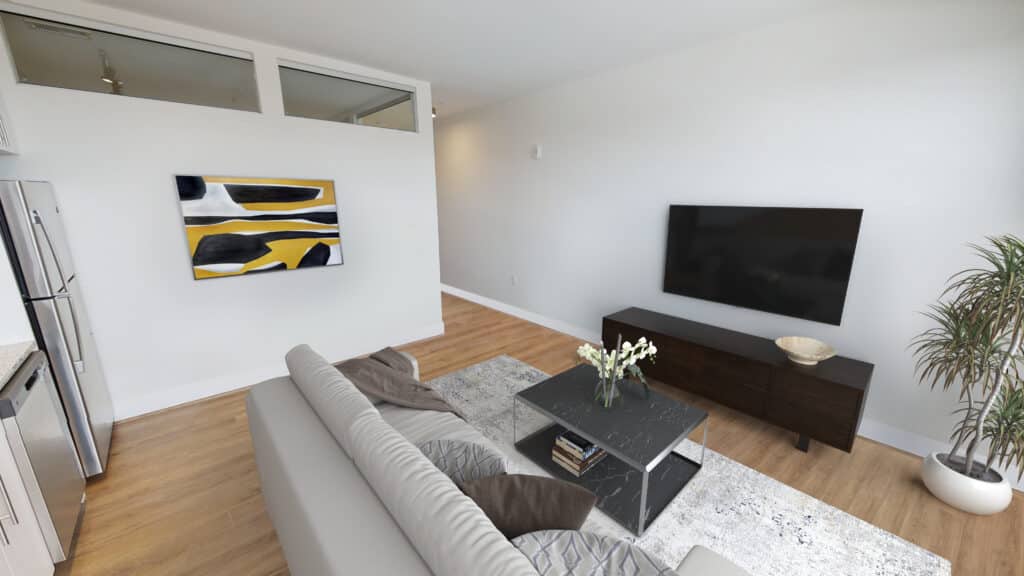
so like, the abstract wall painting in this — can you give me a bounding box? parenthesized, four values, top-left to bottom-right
(175, 175, 343, 280)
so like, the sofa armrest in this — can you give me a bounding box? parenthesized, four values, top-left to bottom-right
(675, 546, 749, 576)
(397, 350, 420, 381)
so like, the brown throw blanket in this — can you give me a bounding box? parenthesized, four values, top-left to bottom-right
(335, 356, 459, 416)
(369, 347, 415, 376)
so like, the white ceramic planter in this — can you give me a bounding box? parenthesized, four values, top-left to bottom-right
(921, 452, 1012, 515)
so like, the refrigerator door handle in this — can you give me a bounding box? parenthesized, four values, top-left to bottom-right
(30, 209, 70, 294)
(52, 292, 85, 374)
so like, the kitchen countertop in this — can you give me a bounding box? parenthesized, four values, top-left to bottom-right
(0, 340, 37, 386)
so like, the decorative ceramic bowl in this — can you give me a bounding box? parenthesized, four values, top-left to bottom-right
(774, 336, 836, 366)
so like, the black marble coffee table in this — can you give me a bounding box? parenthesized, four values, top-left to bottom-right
(513, 364, 708, 535)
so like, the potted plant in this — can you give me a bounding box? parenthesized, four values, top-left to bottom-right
(577, 335, 657, 408)
(912, 235, 1024, 514)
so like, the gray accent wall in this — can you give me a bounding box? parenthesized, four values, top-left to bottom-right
(436, 3, 1024, 454)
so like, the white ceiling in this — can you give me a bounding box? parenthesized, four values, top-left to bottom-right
(86, 0, 825, 117)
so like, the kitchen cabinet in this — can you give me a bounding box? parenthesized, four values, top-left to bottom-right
(0, 415, 52, 576)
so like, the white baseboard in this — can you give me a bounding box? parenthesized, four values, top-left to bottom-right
(441, 283, 1024, 491)
(441, 283, 600, 343)
(860, 417, 1024, 491)
(113, 362, 289, 422)
(113, 321, 446, 421)
(858, 418, 948, 459)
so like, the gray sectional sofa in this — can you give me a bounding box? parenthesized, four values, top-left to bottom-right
(247, 345, 748, 576)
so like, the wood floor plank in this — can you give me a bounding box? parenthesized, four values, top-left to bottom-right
(68, 292, 1021, 575)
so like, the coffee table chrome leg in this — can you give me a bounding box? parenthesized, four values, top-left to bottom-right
(638, 468, 649, 534)
(700, 417, 708, 466)
(512, 396, 518, 444)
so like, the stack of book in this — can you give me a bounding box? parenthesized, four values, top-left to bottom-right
(552, 431, 606, 477)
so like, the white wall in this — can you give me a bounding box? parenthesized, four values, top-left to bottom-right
(436, 3, 1024, 454)
(0, 243, 32, 344)
(0, 0, 442, 419)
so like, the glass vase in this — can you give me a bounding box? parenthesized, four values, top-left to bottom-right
(595, 373, 622, 408)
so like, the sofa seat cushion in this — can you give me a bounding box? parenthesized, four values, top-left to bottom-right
(246, 376, 432, 576)
(675, 545, 750, 576)
(379, 403, 497, 447)
(512, 530, 676, 576)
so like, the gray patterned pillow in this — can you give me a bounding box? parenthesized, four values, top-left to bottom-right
(512, 530, 676, 576)
(417, 439, 507, 486)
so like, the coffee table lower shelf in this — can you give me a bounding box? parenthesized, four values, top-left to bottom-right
(515, 423, 701, 535)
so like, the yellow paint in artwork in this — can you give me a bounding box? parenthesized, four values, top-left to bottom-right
(192, 237, 341, 279)
(201, 176, 336, 211)
(185, 220, 338, 254)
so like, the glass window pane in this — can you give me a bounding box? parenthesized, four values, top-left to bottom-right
(279, 65, 416, 132)
(0, 13, 259, 112)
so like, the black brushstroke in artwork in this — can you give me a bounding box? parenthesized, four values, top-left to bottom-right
(193, 234, 271, 265)
(250, 231, 338, 243)
(192, 231, 340, 265)
(176, 176, 207, 201)
(245, 263, 287, 274)
(184, 212, 338, 225)
(224, 184, 320, 204)
(298, 242, 331, 268)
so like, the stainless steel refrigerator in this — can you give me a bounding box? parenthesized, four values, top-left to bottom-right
(0, 180, 113, 477)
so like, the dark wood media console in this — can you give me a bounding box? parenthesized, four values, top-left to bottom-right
(602, 307, 873, 452)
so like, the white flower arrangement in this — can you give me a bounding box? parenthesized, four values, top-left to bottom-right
(577, 336, 657, 407)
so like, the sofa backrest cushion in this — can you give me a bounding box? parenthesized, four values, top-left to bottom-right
(247, 376, 432, 576)
(285, 344, 376, 457)
(347, 410, 540, 576)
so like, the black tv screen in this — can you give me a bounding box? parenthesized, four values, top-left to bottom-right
(663, 205, 863, 325)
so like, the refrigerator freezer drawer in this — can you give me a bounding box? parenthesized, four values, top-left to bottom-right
(30, 293, 111, 477)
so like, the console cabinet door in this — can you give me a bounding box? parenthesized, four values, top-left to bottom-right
(699, 350, 768, 417)
(768, 370, 860, 450)
(605, 320, 702, 385)
(605, 320, 768, 417)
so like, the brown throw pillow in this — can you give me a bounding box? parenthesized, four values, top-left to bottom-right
(461, 474, 597, 539)
(369, 347, 416, 377)
(335, 357, 457, 415)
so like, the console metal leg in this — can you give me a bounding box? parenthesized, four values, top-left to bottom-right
(796, 433, 810, 452)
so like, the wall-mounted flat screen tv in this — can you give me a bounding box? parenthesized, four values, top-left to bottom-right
(663, 205, 863, 325)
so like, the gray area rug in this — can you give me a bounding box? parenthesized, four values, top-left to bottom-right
(426, 355, 951, 576)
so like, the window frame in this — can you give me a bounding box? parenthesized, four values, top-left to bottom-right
(277, 58, 419, 133)
(0, 9, 262, 114)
